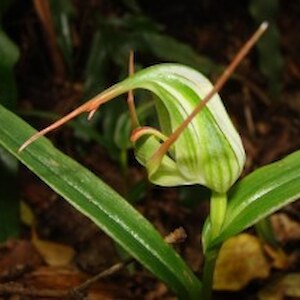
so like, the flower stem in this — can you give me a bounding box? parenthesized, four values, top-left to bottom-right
(201, 248, 219, 300)
(201, 192, 227, 300)
(210, 192, 227, 238)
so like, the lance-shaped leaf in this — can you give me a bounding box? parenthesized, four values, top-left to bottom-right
(203, 150, 300, 251)
(0, 104, 202, 300)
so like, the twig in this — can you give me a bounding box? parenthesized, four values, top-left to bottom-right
(0, 263, 132, 299)
(33, 0, 66, 79)
(243, 87, 256, 137)
(72, 227, 187, 297)
(0, 228, 187, 298)
(0, 282, 68, 298)
(71, 257, 133, 297)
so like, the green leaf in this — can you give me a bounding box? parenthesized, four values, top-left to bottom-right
(50, 0, 75, 72)
(0, 29, 20, 107)
(0, 27, 20, 242)
(84, 30, 110, 98)
(0, 147, 19, 242)
(0, 104, 201, 299)
(114, 100, 155, 151)
(141, 31, 218, 76)
(0, 29, 19, 69)
(204, 150, 300, 250)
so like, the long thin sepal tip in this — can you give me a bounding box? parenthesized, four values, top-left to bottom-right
(18, 135, 39, 153)
(260, 21, 269, 32)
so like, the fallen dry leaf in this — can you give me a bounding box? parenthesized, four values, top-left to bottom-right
(263, 244, 291, 270)
(20, 201, 35, 226)
(32, 230, 75, 267)
(271, 213, 300, 243)
(23, 266, 130, 299)
(258, 273, 300, 300)
(213, 233, 270, 291)
(0, 240, 43, 280)
(23, 266, 86, 289)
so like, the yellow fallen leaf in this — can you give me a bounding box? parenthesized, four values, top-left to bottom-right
(32, 229, 75, 267)
(20, 201, 35, 226)
(271, 213, 300, 243)
(213, 233, 270, 291)
(258, 273, 300, 300)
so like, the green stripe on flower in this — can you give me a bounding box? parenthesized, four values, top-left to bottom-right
(117, 64, 246, 193)
(19, 63, 246, 193)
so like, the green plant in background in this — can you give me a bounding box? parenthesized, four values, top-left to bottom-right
(83, 7, 217, 98)
(1, 22, 300, 300)
(0, 0, 20, 242)
(0, 146, 19, 242)
(249, 0, 283, 98)
(0, 12, 19, 106)
(49, 0, 75, 74)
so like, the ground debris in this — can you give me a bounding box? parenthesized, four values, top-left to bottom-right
(214, 233, 270, 291)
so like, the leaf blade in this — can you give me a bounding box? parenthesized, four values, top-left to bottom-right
(206, 150, 300, 250)
(0, 104, 201, 299)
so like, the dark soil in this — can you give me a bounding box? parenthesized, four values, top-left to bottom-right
(1, 0, 300, 299)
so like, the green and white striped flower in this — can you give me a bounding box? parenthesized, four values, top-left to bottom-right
(20, 63, 246, 193)
(124, 64, 246, 193)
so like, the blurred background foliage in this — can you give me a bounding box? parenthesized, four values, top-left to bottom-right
(0, 0, 286, 242)
(0, 0, 20, 242)
(249, 0, 283, 98)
